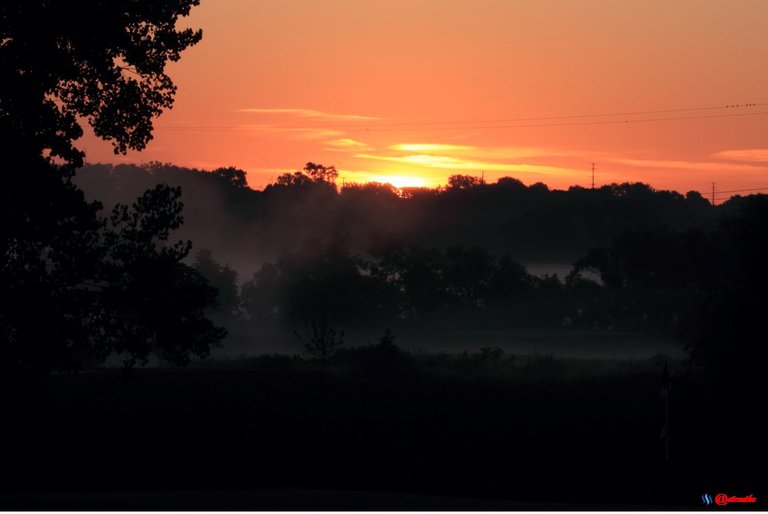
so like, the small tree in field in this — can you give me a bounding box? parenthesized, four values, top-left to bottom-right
(294, 317, 344, 360)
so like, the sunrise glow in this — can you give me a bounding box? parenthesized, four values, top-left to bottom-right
(340, 171, 432, 189)
(77, 0, 768, 198)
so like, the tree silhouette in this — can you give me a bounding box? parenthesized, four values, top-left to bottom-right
(92, 185, 225, 367)
(682, 196, 768, 385)
(303, 162, 339, 183)
(212, 167, 248, 189)
(271, 163, 339, 194)
(294, 317, 344, 360)
(447, 174, 485, 190)
(0, 0, 222, 375)
(1, 179, 225, 373)
(1, 0, 202, 168)
(193, 248, 240, 318)
(274, 171, 315, 188)
(240, 262, 283, 325)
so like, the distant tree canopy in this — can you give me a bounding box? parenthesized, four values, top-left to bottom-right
(269, 162, 339, 195)
(275, 171, 315, 188)
(193, 248, 240, 317)
(680, 196, 768, 383)
(76, 162, 724, 271)
(0, 0, 202, 168)
(340, 181, 400, 198)
(72, 161, 768, 382)
(237, 240, 598, 330)
(303, 162, 338, 183)
(212, 167, 248, 189)
(447, 174, 485, 190)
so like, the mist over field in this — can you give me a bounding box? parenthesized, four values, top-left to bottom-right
(74, 162, 727, 356)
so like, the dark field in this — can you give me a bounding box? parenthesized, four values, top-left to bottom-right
(2, 348, 763, 510)
(217, 327, 685, 360)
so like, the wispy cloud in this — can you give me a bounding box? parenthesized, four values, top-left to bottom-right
(231, 124, 345, 140)
(325, 138, 373, 152)
(609, 157, 767, 173)
(356, 153, 574, 175)
(388, 143, 564, 160)
(711, 149, 768, 163)
(289, 128, 346, 140)
(237, 108, 381, 121)
(390, 143, 477, 153)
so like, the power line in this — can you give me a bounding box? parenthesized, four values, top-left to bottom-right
(711, 186, 768, 195)
(358, 111, 768, 132)
(342, 102, 768, 128)
(157, 110, 768, 133)
(704, 184, 768, 205)
(157, 101, 768, 133)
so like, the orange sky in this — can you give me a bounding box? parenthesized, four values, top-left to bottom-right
(80, 0, 768, 202)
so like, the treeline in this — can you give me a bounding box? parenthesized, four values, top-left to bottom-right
(191, 191, 768, 383)
(75, 162, 723, 276)
(196, 241, 606, 331)
(75, 162, 768, 380)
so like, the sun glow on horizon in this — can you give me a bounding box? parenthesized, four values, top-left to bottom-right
(339, 170, 432, 189)
(389, 143, 476, 153)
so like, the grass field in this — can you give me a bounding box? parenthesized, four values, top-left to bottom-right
(216, 326, 685, 360)
(2, 343, 763, 510)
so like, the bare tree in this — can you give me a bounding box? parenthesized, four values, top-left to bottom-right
(294, 317, 344, 360)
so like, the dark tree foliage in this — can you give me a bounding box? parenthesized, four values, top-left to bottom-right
(303, 162, 338, 183)
(239, 262, 283, 325)
(75, 162, 719, 267)
(575, 223, 726, 332)
(69, 162, 767, 379)
(340, 181, 400, 201)
(274, 171, 315, 188)
(212, 167, 248, 189)
(272, 162, 338, 189)
(0, 0, 202, 168)
(1, 156, 103, 376)
(682, 195, 768, 383)
(447, 174, 485, 190)
(193, 248, 240, 317)
(89, 185, 225, 367)
(1, 165, 224, 373)
(243, 239, 390, 327)
(294, 316, 344, 360)
(0, 0, 221, 376)
(238, 240, 600, 331)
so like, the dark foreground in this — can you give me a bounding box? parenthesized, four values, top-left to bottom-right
(0, 489, 684, 511)
(1, 351, 764, 510)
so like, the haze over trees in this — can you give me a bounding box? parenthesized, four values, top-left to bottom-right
(75, 162, 719, 277)
(74, 161, 768, 382)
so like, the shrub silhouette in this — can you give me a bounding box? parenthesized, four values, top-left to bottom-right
(294, 317, 344, 360)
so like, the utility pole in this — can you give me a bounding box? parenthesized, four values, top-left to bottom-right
(711, 182, 715, 206)
(591, 163, 596, 189)
(661, 362, 671, 463)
